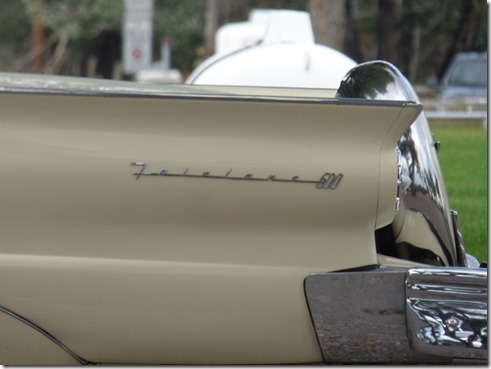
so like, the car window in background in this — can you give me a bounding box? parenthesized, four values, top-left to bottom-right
(448, 59, 487, 87)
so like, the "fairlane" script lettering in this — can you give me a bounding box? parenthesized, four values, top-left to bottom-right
(130, 162, 343, 190)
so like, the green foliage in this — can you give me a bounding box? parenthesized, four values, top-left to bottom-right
(354, 0, 487, 82)
(0, 0, 31, 69)
(154, 0, 205, 72)
(402, 0, 457, 32)
(0, 0, 30, 41)
(431, 124, 488, 262)
(473, 0, 489, 51)
(0, 0, 486, 80)
(248, 0, 307, 10)
(21, 0, 123, 40)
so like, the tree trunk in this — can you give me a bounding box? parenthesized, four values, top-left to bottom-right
(308, 0, 347, 52)
(376, 0, 402, 65)
(204, 0, 220, 57)
(45, 33, 69, 75)
(31, 0, 45, 73)
(408, 26, 421, 82)
(344, 0, 362, 62)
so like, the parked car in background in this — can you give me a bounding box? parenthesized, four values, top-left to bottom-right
(439, 51, 487, 103)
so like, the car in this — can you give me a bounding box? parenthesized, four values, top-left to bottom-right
(0, 58, 486, 365)
(439, 51, 487, 103)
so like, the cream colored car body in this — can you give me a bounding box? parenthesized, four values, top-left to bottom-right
(0, 73, 425, 364)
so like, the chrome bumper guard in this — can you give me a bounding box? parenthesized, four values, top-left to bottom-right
(305, 267, 487, 364)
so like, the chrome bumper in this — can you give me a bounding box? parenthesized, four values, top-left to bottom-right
(305, 267, 487, 364)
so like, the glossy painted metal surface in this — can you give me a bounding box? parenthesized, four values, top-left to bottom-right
(0, 76, 421, 364)
(337, 61, 459, 266)
(406, 267, 487, 360)
(305, 266, 488, 364)
(0, 63, 477, 364)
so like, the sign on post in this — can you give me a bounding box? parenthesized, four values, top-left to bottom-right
(123, 0, 154, 74)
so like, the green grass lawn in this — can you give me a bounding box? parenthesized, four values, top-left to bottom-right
(430, 123, 488, 262)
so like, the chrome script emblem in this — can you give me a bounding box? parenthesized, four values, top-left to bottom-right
(131, 162, 342, 190)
